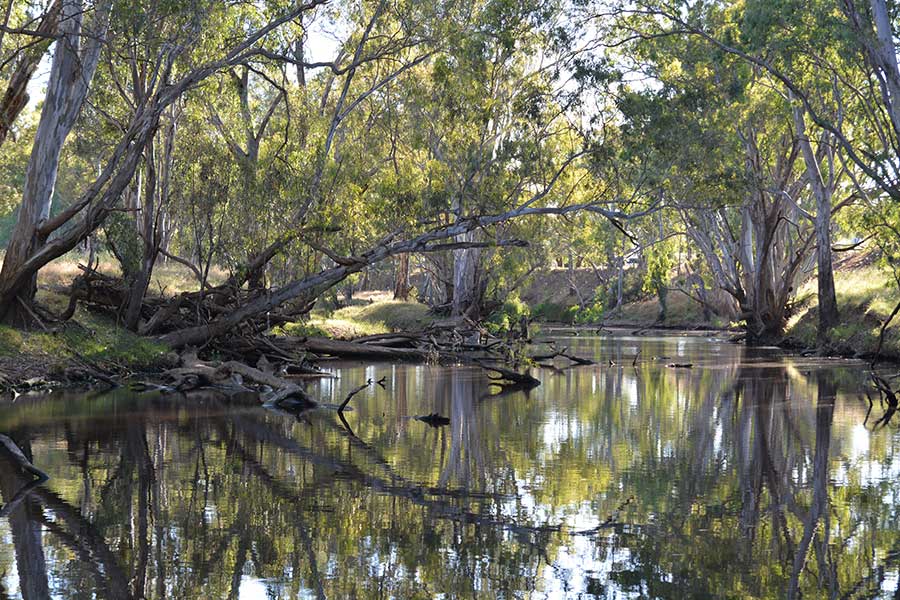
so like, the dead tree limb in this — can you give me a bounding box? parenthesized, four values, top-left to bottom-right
(0, 434, 49, 481)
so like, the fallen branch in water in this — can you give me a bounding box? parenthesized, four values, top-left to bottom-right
(0, 434, 49, 482)
(869, 372, 899, 428)
(338, 376, 386, 413)
(475, 360, 540, 389)
(530, 345, 595, 366)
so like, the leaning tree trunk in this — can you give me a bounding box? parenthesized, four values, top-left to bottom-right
(0, 0, 61, 147)
(0, 0, 108, 325)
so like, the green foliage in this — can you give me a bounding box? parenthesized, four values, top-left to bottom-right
(277, 321, 332, 338)
(486, 294, 530, 334)
(103, 211, 142, 281)
(571, 296, 604, 325)
(532, 302, 576, 324)
(0, 325, 24, 355)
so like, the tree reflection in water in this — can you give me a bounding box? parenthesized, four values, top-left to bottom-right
(0, 334, 897, 598)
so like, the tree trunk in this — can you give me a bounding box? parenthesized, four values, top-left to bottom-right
(124, 139, 159, 331)
(615, 256, 624, 311)
(393, 253, 411, 300)
(0, 0, 61, 147)
(0, 0, 109, 324)
(869, 0, 900, 140)
(793, 103, 839, 343)
(452, 230, 482, 317)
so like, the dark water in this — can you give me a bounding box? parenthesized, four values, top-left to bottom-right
(0, 331, 898, 599)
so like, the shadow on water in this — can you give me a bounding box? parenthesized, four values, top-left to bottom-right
(0, 333, 899, 598)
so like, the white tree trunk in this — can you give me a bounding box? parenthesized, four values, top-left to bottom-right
(0, 0, 109, 322)
(870, 0, 900, 138)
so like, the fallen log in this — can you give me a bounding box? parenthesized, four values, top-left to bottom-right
(162, 353, 315, 405)
(351, 332, 421, 346)
(475, 360, 541, 389)
(286, 336, 431, 360)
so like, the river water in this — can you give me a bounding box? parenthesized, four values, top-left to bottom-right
(0, 331, 898, 599)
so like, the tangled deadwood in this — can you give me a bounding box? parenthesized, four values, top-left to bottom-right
(161, 350, 316, 406)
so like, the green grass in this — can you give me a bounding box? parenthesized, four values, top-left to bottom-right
(0, 290, 172, 372)
(784, 265, 900, 356)
(280, 299, 433, 339)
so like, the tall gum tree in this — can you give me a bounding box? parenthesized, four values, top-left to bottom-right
(0, 0, 110, 325)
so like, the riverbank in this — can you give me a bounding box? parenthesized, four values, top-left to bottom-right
(517, 251, 900, 362)
(609, 264, 900, 362)
(0, 289, 175, 391)
(5, 250, 900, 393)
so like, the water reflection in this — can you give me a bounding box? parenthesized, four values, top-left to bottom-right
(0, 334, 898, 598)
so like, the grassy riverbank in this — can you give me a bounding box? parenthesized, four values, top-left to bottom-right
(280, 291, 433, 338)
(783, 265, 900, 358)
(0, 299, 172, 386)
(521, 254, 900, 360)
(6, 249, 899, 391)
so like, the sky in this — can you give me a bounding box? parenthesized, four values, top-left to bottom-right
(25, 5, 343, 111)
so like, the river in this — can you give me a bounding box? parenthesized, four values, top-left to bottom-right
(0, 331, 897, 598)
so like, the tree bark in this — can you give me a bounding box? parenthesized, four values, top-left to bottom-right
(124, 138, 159, 331)
(393, 253, 411, 300)
(0, 0, 109, 324)
(869, 0, 900, 141)
(452, 231, 482, 317)
(0, 0, 62, 147)
(792, 103, 839, 343)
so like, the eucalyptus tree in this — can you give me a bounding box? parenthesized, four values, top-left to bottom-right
(0, 0, 329, 325)
(597, 0, 900, 342)
(580, 0, 873, 342)
(603, 23, 823, 342)
(0, 0, 61, 146)
(0, 0, 109, 325)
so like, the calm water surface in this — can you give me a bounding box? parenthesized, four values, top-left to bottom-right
(0, 332, 898, 599)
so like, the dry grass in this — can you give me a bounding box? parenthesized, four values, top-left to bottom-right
(785, 265, 900, 356)
(608, 290, 731, 329)
(34, 252, 226, 297)
(281, 294, 433, 339)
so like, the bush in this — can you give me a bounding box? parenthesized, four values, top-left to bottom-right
(567, 297, 604, 325)
(486, 294, 531, 334)
(532, 302, 576, 323)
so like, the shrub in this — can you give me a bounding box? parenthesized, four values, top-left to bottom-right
(532, 302, 576, 323)
(571, 297, 604, 325)
(486, 294, 531, 334)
